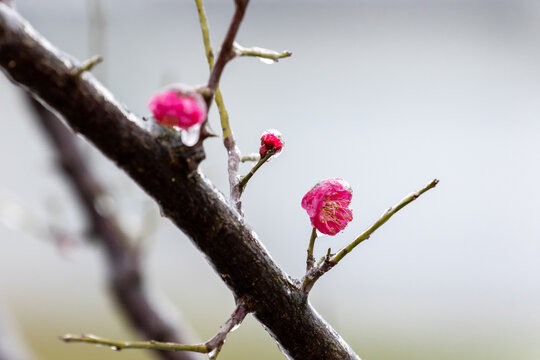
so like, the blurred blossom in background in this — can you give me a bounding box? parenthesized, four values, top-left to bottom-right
(1, 0, 540, 359)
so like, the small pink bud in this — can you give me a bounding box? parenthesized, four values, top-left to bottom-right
(148, 88, 206, 130)
(259, 129, 284, 158)
(301, 178, 353, 236)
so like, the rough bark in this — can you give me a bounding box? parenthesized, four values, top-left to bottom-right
(0, 5, 360, 359)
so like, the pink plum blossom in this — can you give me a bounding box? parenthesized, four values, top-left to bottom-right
(259, 129, 284, 158)
(148, 89, 206, 130)
(301, 178, 353, 236)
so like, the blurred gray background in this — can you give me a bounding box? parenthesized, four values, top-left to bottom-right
(1, 0, 540, 359)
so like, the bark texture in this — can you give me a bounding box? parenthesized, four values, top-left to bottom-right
(0, 5, 360, 359)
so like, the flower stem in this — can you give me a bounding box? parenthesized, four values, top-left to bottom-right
(306, 227, 317, 271)
(237, 150, 274, 192)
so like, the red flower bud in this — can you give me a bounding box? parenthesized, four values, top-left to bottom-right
(259, 129, 284, 159)
(148, 88, 206, 130)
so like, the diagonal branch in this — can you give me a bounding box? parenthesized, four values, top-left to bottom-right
(0, 4, 359, 359)
(332, 179, 439, 265)
(28, 98, 198, 360)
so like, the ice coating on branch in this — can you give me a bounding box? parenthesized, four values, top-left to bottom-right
(180, 123, 202, 147)
(259, 129, 284, 159)
(148, 89, 206, 130)
(301, 178, 353, 236)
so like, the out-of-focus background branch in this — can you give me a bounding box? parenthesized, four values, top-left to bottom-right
(29, 98, 198, 360)
(1, 1, 540, 359)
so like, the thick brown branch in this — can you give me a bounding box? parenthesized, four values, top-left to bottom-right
(28, 98, 197, 360)
(0, 5, 359, 359)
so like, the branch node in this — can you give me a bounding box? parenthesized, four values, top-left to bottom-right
(70, 55, 103, 77)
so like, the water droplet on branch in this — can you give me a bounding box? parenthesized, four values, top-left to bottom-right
(259, 57, 276, 65)
(181, 123, 201, 146)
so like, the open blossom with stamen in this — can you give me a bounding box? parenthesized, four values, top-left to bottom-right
(259, 129, 284, 158)
(301, 178, 353, 236)
(148, 89, 206, 130)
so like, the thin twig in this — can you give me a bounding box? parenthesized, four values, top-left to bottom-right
(61, 334, 208, 353)
(195, 0, 242, 211)
(306, 228, 317, 272)
(333, 179, 439, 264)
(194, 0, 213, 66)
(206, 0, 249, 103)
(234, 43, 292, 62)
(237, 150, 274, 193)
(301, 179, 439, 293)
(86, 0, 107, 82)
(61, 303, 249, 358)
